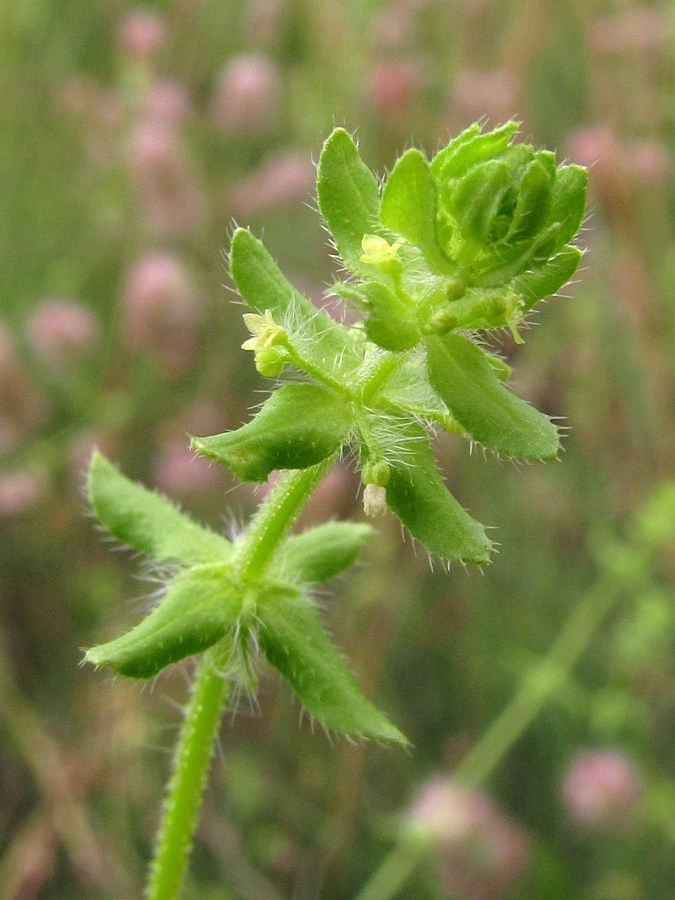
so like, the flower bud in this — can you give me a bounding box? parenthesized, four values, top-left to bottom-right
(561, 749, 641, 830)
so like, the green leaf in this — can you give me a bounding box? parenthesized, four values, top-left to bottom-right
(229, 229, 359, 375)
(257, 588, 407, 744)
(361, 282, 419, 351)
(386, 423, 493, 564)
(430, 122, 481, 177)
(316, 128, 380, 276)
(380, 148, 453, 274)
(548, 164, 588, 247)
(85, 565, 239, 678)
(508, 159, 552, 241)
(425, 333, 560, 459)
(512, 246, 583, 311)
(191, 384, 353, 482)
(433, 121, 519, 181)
(448, 159, 510, 247)
(278, 522, 373, 583)
(87, 451, 232, 566)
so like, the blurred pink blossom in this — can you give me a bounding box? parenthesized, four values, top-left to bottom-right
(561, 749, 642, 830)
(364, 59, 423, 123)
(407, 777, 530, 899)
(0, 469, 46, 516)
(590, 9, 671, 55)
(451, 69, 520, 128)
(26, 298, 99, 375)
(123, 253, 200, 375)
(118, 9, 167, 64)
(211, 54, 281, 133)
(141, 80, 191, 127)
(126, 120, 204, 235)
(0, 324, 44, 452)
(229, 149, 314, 216)
(152, 433, 222, 497)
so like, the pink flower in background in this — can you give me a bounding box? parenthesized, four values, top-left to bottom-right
(364, 59, 423, 123)
(407, 777, 530, 899)
(26, 299, 99, 375)
(450, 69, 520, 129)
(0, 469, 46, 517)
(211, 54, 281, 133)
(141, 80, 191, 127)
(123, 253, 200, 376)
(126, 120, 204, 235)
(0, 324, 44, 452)
(228, 149, 315, 216)
(118, 9, 166, 64)
(561, 749, 642, 830)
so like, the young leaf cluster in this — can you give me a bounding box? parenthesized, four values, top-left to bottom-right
(86, 123, 586, 746)
(193, 122, 586, 560)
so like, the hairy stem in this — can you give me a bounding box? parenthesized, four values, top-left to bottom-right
(145, 463, 330, 899)
(145, 645, 231, 900)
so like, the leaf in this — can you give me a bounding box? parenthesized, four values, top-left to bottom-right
(548, 163, 588, 247)
(385, 423, 493, 564)
(433, 121, 519, 181)
(425, 333, 559, 459)
(508, 159, 552, 242)
(229, 229, 359, 375)
(257, 588, 407, 744)
(380, 148, 453, 274)
(448, 159, 510, 247)
(278, 521, 373, 583)
(512, 246, 583, 311)
(85, 565, 239, 679)
(361, 282, 419, 351)
(316, 128, 381, 276)
(191, 384, 353, 482)
(87, 451, 232, 566)
(430, 122, 481, 178)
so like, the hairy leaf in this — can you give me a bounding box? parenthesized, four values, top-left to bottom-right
(257, 588, 407, 744)
(278, 521, 373, 583)
(433, 121, 519, 181)
(229, 228, 359, 375)
(87, 451, 231, 566)
(380, 148, 452, 274)
(386, 423, 493, 564)
(191, 384, 353, 482)
(513, 246, 583, 311)
(317, 128, 380, 276)
(85, 565, 239, 678)
(425, 333, 559, 459)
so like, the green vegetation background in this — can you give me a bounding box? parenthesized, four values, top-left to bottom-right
(1, 1, 673, 897)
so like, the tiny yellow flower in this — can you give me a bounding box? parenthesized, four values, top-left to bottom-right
(241, 309, 287, 351)
(360, 234, 405, 273)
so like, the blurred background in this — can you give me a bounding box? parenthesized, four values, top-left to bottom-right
(1, 1, 674, 897)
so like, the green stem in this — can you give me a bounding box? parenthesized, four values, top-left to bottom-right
(145, 645, 231, 900)
(145, 463, 329, 899)
(355, 574, 623, 900)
